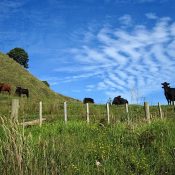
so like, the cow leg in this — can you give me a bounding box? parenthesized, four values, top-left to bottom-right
(167, 99, 170, 105)
(172, 96, 175, 106)
(169, 100, 171, 105)
(26, 91, 29, 98)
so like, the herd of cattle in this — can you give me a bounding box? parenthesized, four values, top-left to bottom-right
(83, 82, 175, 105)
(0, 83, 29, 97)
(1, 82, 175, 105)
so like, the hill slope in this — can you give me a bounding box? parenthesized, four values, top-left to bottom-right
(0, 52, 77, 102)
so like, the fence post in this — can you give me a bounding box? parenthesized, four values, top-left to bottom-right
(22, 118, 25, 137)
(125, 103, 129, 123)
(39, 101, 42, 127)
(11, 99, 19, 121)
(64, 102, 67, 123)
(158, 102, 163, 119)
(144, 102, 151, 123)
(86, 103, 90, 124)
(107, 103, 110, 124)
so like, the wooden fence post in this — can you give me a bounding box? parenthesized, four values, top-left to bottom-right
(125, 103, 129, 123)
(144, 102, 151, 123)
(22, 119, 25, 137)
(107, 103, 110, 124)
(64, 102, 67, 123)
(39, 101, 42, 127)
(158, 102, 163, 119)
(11, 99, 19, 121)
(86, 103, 90, 124)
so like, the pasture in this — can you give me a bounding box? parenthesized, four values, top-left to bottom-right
(0, 94, 175, 174)
(0, 117, 175, 174)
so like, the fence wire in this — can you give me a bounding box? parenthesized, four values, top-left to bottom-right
(0, 97, 175, 124)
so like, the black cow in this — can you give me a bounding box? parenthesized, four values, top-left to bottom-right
(112, 96, 128, 105)
(83, 98, 94, 104)
(161, 82, 175, 105)
(15, 87, 29, 98)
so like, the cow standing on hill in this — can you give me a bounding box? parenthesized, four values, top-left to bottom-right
(15, 87, 29, 98)
(83, 98, 94, 104)
(161, 82, 175, 105)
(0, 83, 11, 95)
(112, 96, 128, 105)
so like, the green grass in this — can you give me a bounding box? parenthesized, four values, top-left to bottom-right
(0, 117, 175, 174)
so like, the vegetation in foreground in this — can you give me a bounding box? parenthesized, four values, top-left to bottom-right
(0, 117, 175, 175)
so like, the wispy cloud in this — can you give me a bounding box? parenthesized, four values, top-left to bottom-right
(0, 0, 26, 17)
(145, 13, 158, 20)
(54, 14, 175, 102)
(118, 14, 133, 26)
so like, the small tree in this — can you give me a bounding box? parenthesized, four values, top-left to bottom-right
(42, 81, 50, 87)
(7, 48, 29, 68)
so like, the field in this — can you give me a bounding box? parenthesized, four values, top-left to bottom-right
(0, 95, 175, 175)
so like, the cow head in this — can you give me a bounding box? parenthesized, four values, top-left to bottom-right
(15, 87, 21, 95)
(116, 95, 121, 99)
(161, 82, 170, 88)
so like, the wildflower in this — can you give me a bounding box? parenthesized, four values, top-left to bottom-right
(96, 160, 101, 167)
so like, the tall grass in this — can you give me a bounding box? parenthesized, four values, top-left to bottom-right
(0, 116, 175, 174)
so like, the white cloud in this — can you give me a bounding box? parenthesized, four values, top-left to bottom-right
(0, 0, 26, 18)
(118, 14, 133, 26)
(170, 23, 175, 36)
(0, 0, 24, 9)
(145, 13, 158, 19)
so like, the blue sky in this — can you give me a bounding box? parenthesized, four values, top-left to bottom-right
(0, 0, 175, 104)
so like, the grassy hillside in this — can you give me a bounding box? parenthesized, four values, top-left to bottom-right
(0, 52, 77, 102)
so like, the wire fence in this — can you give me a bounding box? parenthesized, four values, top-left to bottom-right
(0, 98, 174, 126)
